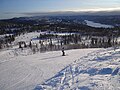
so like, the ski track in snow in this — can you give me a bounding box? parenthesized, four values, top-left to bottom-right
(0, 48, 98, 90)
(34, 48, 120, 90)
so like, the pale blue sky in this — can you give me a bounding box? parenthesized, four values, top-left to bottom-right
(0, 0, 120, 19)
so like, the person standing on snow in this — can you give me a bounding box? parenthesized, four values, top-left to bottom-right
(62, 47, 65, 56)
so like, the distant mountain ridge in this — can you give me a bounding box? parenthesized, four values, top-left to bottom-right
(1, 15, 120, 26)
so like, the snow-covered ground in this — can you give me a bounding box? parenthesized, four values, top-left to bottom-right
(35, 48, 120, 90)
(13, 32, 40, 45)
(0, 31, 120, 90)
(85, 20, 113, 28)
(0, 48, 98, 90)
(13, 31, 80, 45)
(0, 47, 120, 90)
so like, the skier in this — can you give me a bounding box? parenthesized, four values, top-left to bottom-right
(62, 47, 65, 56)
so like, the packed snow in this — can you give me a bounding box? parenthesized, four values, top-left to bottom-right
(85, 20, 113, 28)
(0, 48, 98, 90)
(35, 47, 120, 90)
(0, 47, 120, 90)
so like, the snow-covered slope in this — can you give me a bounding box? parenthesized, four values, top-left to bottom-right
(0, 48, 98, 90)
(35, 48, 120, 90)
(14, 32, 40, 45)
(0, 47, 120, 90)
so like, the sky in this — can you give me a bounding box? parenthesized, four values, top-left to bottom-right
(0, 0, 120, 19)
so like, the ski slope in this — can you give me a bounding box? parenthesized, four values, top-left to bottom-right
(35, 48, 120, 90)
(13, 32, 40, 45)
(0, 48, 98, 90)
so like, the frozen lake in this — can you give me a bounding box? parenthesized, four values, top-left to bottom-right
(85, 20, 113, 28)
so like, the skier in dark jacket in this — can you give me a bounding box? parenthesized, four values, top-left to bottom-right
(62, 47, 65, 56)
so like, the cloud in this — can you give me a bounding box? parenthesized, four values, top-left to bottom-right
(21, 8, 120, 16)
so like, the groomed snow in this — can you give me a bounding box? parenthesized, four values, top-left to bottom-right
(0, 48, 98, 90)
(35, 48, 120, 90)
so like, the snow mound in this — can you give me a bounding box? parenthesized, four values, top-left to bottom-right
(35, 48, 120, 90)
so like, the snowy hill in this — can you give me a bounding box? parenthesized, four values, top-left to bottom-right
(35, 48, 120, 90)
(0, 47, 120, 90)
(13, 32, 40, 45)
(0, 48, 98, 90)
